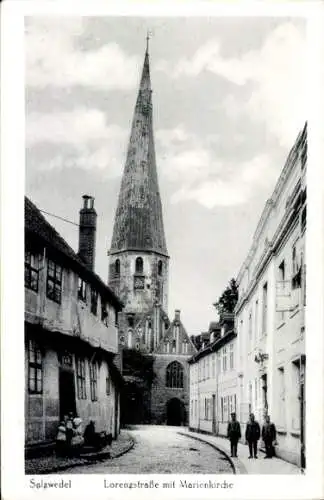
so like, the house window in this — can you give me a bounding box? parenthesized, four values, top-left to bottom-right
(89, 362, 98, 401)
(106, 375, 112, 395)
(278, 367, 286, 428)
(206, 357, 210, 379)
(212, 353, 216, 377)
(78, 278, 87, 302)
(292, 360, 301, 430)
(292, 244, 302, 290)
(229, 343, 234, 370)
(158, 260, 163, 276)
(217, 351, 221, 374)
(46, 259, 62, 303)
(101, 300, 109, 326)
(222, 346, 227, 372)
(278, 261, 286, 321)
(91, 288, 98, 315)
(135, 257, 143, 274)
(254, 300, 259, 340)
(115, 259, 120, 277)
(262, 282, 268, 335)
(25, 250, 39, 292)
(127, 330, 132, 348)
(248, 310, 252, 341)
(166, 361, 184, 388)
(76, 358, 86, 399)
(28, 340, 43, 394)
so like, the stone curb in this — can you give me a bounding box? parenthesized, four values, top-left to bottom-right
(25, 436, 135, 475)
(177, 431, 247, 475)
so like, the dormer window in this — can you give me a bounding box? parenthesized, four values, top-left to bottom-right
(135, 257, 143, 274)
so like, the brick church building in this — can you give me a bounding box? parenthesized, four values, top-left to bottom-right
(108, 39, 196, 425)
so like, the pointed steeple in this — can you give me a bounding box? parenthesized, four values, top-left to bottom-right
(109, 41, 168, 257)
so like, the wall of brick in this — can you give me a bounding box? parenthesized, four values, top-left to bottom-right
(150, 354, 191, 424)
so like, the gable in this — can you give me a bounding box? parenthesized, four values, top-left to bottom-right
(154, 318, 197, 355)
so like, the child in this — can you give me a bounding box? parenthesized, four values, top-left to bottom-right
(56, 421, 67, 456)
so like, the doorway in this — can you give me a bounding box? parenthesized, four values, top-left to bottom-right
(59, 369, 76, 419)
(166, 398, 184, 426)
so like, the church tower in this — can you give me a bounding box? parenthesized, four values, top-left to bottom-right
(108, 39, 169, 348)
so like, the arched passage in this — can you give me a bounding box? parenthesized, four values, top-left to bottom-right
(166, 398, 185, 426)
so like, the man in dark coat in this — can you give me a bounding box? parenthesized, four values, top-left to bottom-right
(245, 413, 261, 459)
(227, 412, 241, 458)
(262, 415, 277, 458)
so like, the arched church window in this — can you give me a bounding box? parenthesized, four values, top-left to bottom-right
(115, 259, 120, 276)
(158, 260, 163, 276)
(166, 361, 184, 388)
(135, 257, 143, 274)
(127, 329, 132, 348)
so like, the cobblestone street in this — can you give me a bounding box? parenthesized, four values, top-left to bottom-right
(64, 426, 233, 474)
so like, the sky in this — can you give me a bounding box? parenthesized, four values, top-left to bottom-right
(25, 16, 307, 335)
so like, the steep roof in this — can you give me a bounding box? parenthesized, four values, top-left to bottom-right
(109, 46, 168, 257)
(25, 196, 123, 309)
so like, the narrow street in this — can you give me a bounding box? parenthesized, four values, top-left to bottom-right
(64, 425, 234, 474)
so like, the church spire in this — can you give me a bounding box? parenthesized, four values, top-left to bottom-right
(109, 40, 168, 257)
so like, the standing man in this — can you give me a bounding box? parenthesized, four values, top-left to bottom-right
(262, 415, 277, 458)
(245, 413, 261, 459)
(227, 412, 241, 458)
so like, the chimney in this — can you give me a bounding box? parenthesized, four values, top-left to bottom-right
(78, 195, 97, 271)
